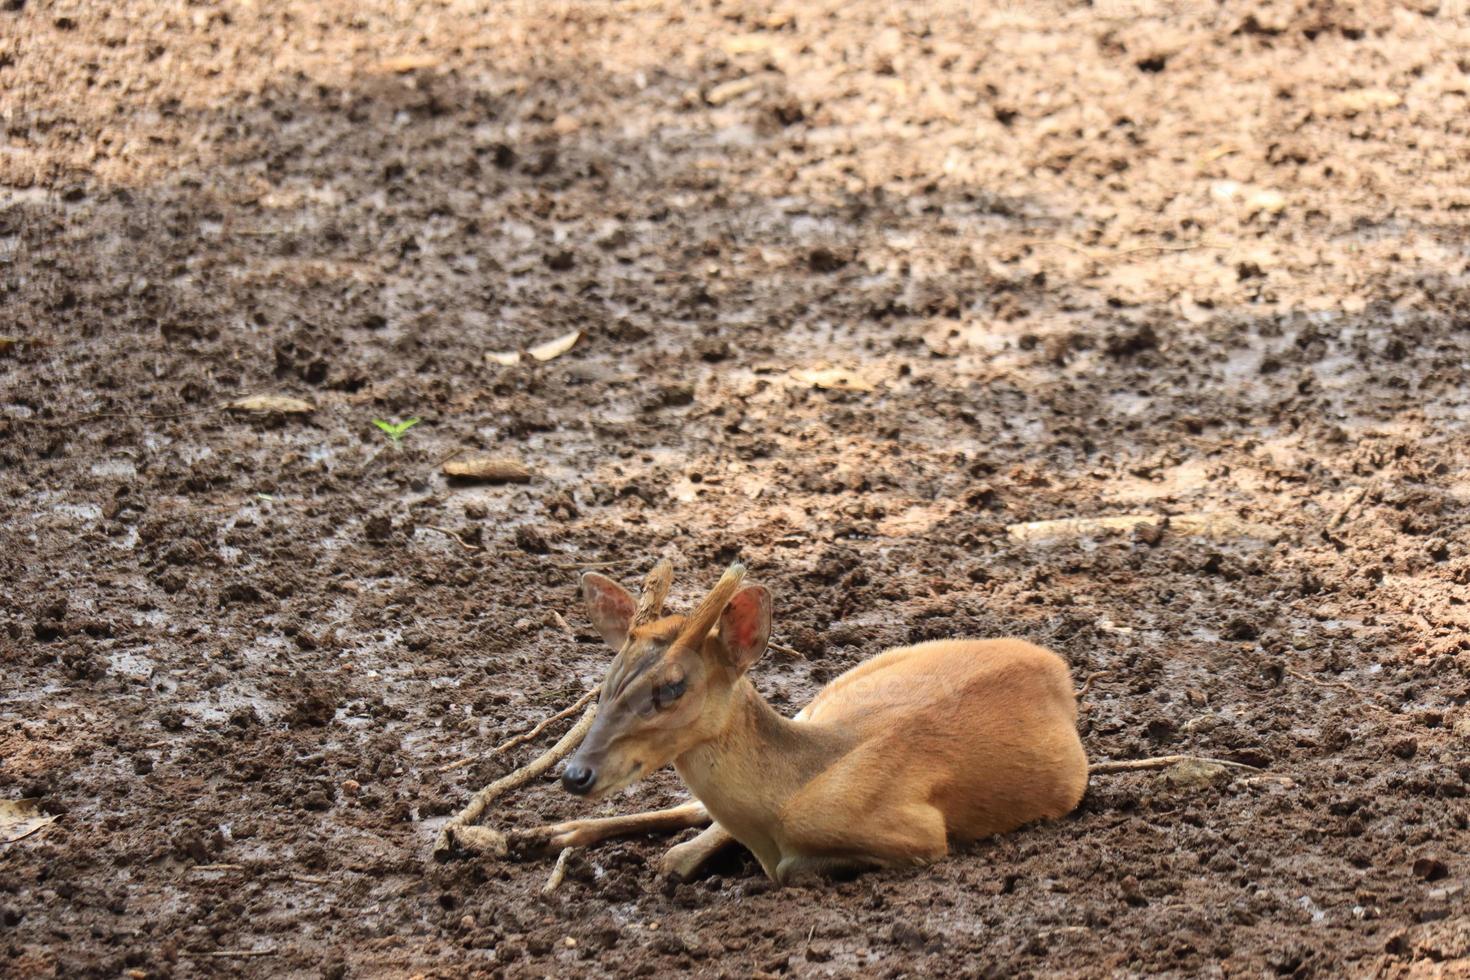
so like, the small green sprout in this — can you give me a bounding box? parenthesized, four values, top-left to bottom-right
(373, 417, 420, 447)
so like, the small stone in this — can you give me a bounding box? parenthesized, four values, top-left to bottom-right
(340, 779, 361, 797)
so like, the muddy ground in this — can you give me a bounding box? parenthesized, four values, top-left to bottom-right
(2, 0, 1469, 976)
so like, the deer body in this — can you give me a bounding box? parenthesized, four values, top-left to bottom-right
(676, 639, 1086, 880)
(551, 563, 1089, 883)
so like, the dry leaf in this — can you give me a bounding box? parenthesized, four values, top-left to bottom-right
(226, 395, 315, 415)
(790, 368, 876, 392)
(1, 799, 57, 843)
(443, 455, 532, 483)
(485, 350, 522, 367)
(527, 330, 582, 362)
(376, 54, 441, 74)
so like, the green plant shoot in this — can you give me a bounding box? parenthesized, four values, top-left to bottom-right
(373, 417, 420, 446)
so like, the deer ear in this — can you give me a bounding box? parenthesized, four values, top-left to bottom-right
(718, 585, 771, 673)
(582, 573, 636, 650)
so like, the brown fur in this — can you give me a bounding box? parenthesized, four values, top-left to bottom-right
(562, 566, 1089, 883)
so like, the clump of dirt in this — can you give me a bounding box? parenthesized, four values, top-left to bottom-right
(2, 0, 1467, 976)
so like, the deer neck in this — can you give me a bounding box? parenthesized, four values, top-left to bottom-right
(674, 677, 851, 846)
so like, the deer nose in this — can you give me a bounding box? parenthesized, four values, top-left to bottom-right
(562, 762, 597, 795)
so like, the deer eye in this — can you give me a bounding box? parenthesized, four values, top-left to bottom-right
(652, 675, 686, 710)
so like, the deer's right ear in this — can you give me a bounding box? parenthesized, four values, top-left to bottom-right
(582, 572, 636, 650)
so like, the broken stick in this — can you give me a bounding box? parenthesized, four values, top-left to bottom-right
(433, 701, 598, 859)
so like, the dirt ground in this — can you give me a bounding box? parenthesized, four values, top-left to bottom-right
(3, 0, 1469, 976)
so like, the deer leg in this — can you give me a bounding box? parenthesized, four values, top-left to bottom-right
(776, 802, 949, 884)
(660, 822, 738, 881)
(529, 800, 710, 851)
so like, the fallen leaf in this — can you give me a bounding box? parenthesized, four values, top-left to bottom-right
(375, 54, 441, 74)
(443, 455, 532, 483)
(485, 350, 522, 367)
(790, 368, 876, 392)
(226, 395, 315, 415)
(526, 330, 582, 362)
(0, 799, 57, 843)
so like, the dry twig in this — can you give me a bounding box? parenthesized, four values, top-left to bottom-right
(1285, 667, 1391, 713)
(423, 525, 482, 552)
(434, 701, 598, 858)
(1016, 239, 1230, 261)
(436, 688, 598, 773)
(551, 558, 641, 571)
(1088, 755, 1263, 775)
(541, 846, 576, 895)
(768, 641, 806, 660)
(1077, 671, 1113, 699)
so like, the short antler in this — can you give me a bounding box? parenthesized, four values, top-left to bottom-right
(677, 563, 746, 647)
(633, 559, 674, 628)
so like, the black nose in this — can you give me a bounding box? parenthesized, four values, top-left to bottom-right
(562, 762, 596, 795)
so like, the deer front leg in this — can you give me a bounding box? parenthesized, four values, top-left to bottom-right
(530, 800, 710, 851)
(774, 801, 950, 884)
(660, 822, 738, 881)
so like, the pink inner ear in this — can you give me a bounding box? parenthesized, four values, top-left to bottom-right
(725, 591, 761, 649)
(584, 574, 636, 643)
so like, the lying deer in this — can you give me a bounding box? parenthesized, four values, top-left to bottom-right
(529, 560, 1089, 883)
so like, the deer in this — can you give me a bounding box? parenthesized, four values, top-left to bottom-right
(524, 560, 1090, 884)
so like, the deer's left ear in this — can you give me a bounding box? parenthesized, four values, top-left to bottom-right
(582, 572, 636, 650)
(718, 585, 771, 673)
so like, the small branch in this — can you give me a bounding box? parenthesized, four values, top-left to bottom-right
(550, 558, 641, 571)
(436, 756, 476, 774)
(1284, 667, 1391, 713)
(434, 701, 598, 858)
(197, 950, 277, 958)
(291, 874, 333, 885)
(492, 688, 599, 757)
(191, 863, 245, 872)
(768, 641, 806, 660)
(1016, 239, 1230, 261)
(435, 688, 597, 773)
(1089, 755, 1263, 775)
(1077, 671, 1113, 699)
(541, 847, 576, 895)
(423, 525, 482, 552)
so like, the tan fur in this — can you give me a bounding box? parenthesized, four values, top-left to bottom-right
(560, 566, 1089, 884)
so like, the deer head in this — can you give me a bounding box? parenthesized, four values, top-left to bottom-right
(561, 561, 771, 800)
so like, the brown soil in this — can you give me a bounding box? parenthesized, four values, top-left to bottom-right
(3, 1, 1469, 976)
